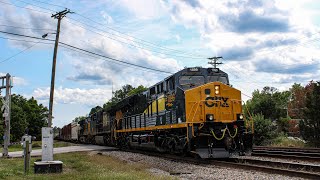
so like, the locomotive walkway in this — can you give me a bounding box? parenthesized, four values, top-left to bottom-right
(0, 144, 117, 158)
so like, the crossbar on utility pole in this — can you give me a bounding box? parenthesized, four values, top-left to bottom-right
(48, 9, 71, 128)
(208, 56, 223, 68)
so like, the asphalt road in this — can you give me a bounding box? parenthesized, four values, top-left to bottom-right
(0, 144, 117, 158)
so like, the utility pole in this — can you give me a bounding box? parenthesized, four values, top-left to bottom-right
(0, 73, 12, 158)
(48, 9, 71, 127)
(208, 56, 223, 68)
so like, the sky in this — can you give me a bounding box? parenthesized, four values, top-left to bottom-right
(0, 0, 319, 127)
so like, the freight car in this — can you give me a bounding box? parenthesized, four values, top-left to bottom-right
(60, 122, 79, 142)
(60, 123, 71, 141)
(76, 67, 253, 158)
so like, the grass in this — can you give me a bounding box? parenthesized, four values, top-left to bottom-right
(270, 135, 306, 147)
(0, 152, 171, 180)
(0, 141, 77, 152)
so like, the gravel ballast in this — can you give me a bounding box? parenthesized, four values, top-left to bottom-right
(98, 151, 307, 180)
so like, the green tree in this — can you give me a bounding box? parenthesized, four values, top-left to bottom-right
(72, 116, 86, 123)
(127, 85, 148, 96)
(252, 113, 276, 145)
(114, 84, 134, 101)
(277, 117, 290, 133)
(300, 81, 320, 146)
(24, 97, 48, 140)
(53, 126, 61, 138)
(10, 96, 28, 141)
(246, 87, 278, 120)
(246, 86, 290, 134)
(89, 106, 102, 115)
(103, 84, 147, 110)
(288, 83, 306, 119)
(0, 94, 48, 142)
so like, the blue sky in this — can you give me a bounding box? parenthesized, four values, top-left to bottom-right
(0, 0, 319, 127)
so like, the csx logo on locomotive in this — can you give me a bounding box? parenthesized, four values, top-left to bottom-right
(205, 96, 229, 107)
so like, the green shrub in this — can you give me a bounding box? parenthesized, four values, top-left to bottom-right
(253, 113, 277, 145)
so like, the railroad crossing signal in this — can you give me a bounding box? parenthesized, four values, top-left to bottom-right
(0, 73, 12, 158)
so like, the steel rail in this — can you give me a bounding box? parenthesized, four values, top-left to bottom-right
(252, 146, 320, 160)
(119, 149, 320, 179)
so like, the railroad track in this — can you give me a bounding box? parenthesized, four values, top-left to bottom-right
(252, 146, 320, 160)
(218, 158, 320, 179)
(115, 149, 320, 179)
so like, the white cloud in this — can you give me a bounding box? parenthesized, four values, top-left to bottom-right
(32, 86, 112, 106)
(100, 10, 114, 24)
(116, 0, 165, 20)
(162, 0, 320, 92)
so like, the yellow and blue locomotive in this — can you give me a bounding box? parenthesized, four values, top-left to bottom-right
(78, 67, 253, 158)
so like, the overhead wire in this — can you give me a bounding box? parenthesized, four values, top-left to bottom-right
(23, 0, 206, 58)
(0, 30, 174, 74)
(13, 0, 57, 13)
(0, 30, 55, 41)
(0, 36, 54, 44)
(59, 42, 174, 74)
(4, 0, 320, 92)
(72, 13, 206, 58)
(29, 0, 66, 9)
(59, 43, 172, 75)
(12, 0, 206, 59)
(0, 39, 43, 64)
(0, 0, 52, 14)
(64, 18, 204, 60)
(0, 24, 56, 32)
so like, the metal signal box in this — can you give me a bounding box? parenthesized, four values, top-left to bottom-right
(41, 127, 53, 161)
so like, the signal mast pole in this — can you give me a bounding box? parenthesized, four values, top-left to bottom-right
(208, 56, 223, 68)
(1, 73, 12, 158)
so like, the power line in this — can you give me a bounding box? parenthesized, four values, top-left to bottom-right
(59, 43, 171, 75)
(0, 24, 56, 32)
(0, 40, 42, 64)
(0, 0, 51, 14)
(13, 0, 56, 13)
(65, 18, 203, 59)
(59, 42, 174, 74)
(11, 0, 205, 59)
(0, 30, 174, 74)
(30, 0, 66, 9)
(17, 0, 206, 58)
(0, 30, 55, 41)
(0, 36, 53, 44)
(73, 13, 206, 58)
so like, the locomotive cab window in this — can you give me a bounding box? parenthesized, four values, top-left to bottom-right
(208, 75, 229, 84)
(166, 77, 175, 92)
(150, 87, 156, 96)
(179, 76, 204, 90)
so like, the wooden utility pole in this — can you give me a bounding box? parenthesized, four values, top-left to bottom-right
(208, 56, 223, 68)
(1, 73, 12, 158)
(48, 9, 71, 127)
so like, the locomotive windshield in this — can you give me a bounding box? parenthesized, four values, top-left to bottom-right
(179, 76, 205, 90)
(208, 75, 228, 84)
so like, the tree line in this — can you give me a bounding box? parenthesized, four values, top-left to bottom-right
(246, 81, 320, 146)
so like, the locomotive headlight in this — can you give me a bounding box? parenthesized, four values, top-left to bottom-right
(239, 114, 243, 119)
(206, 114, 214, 121)
(214, 86, 220, 94)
